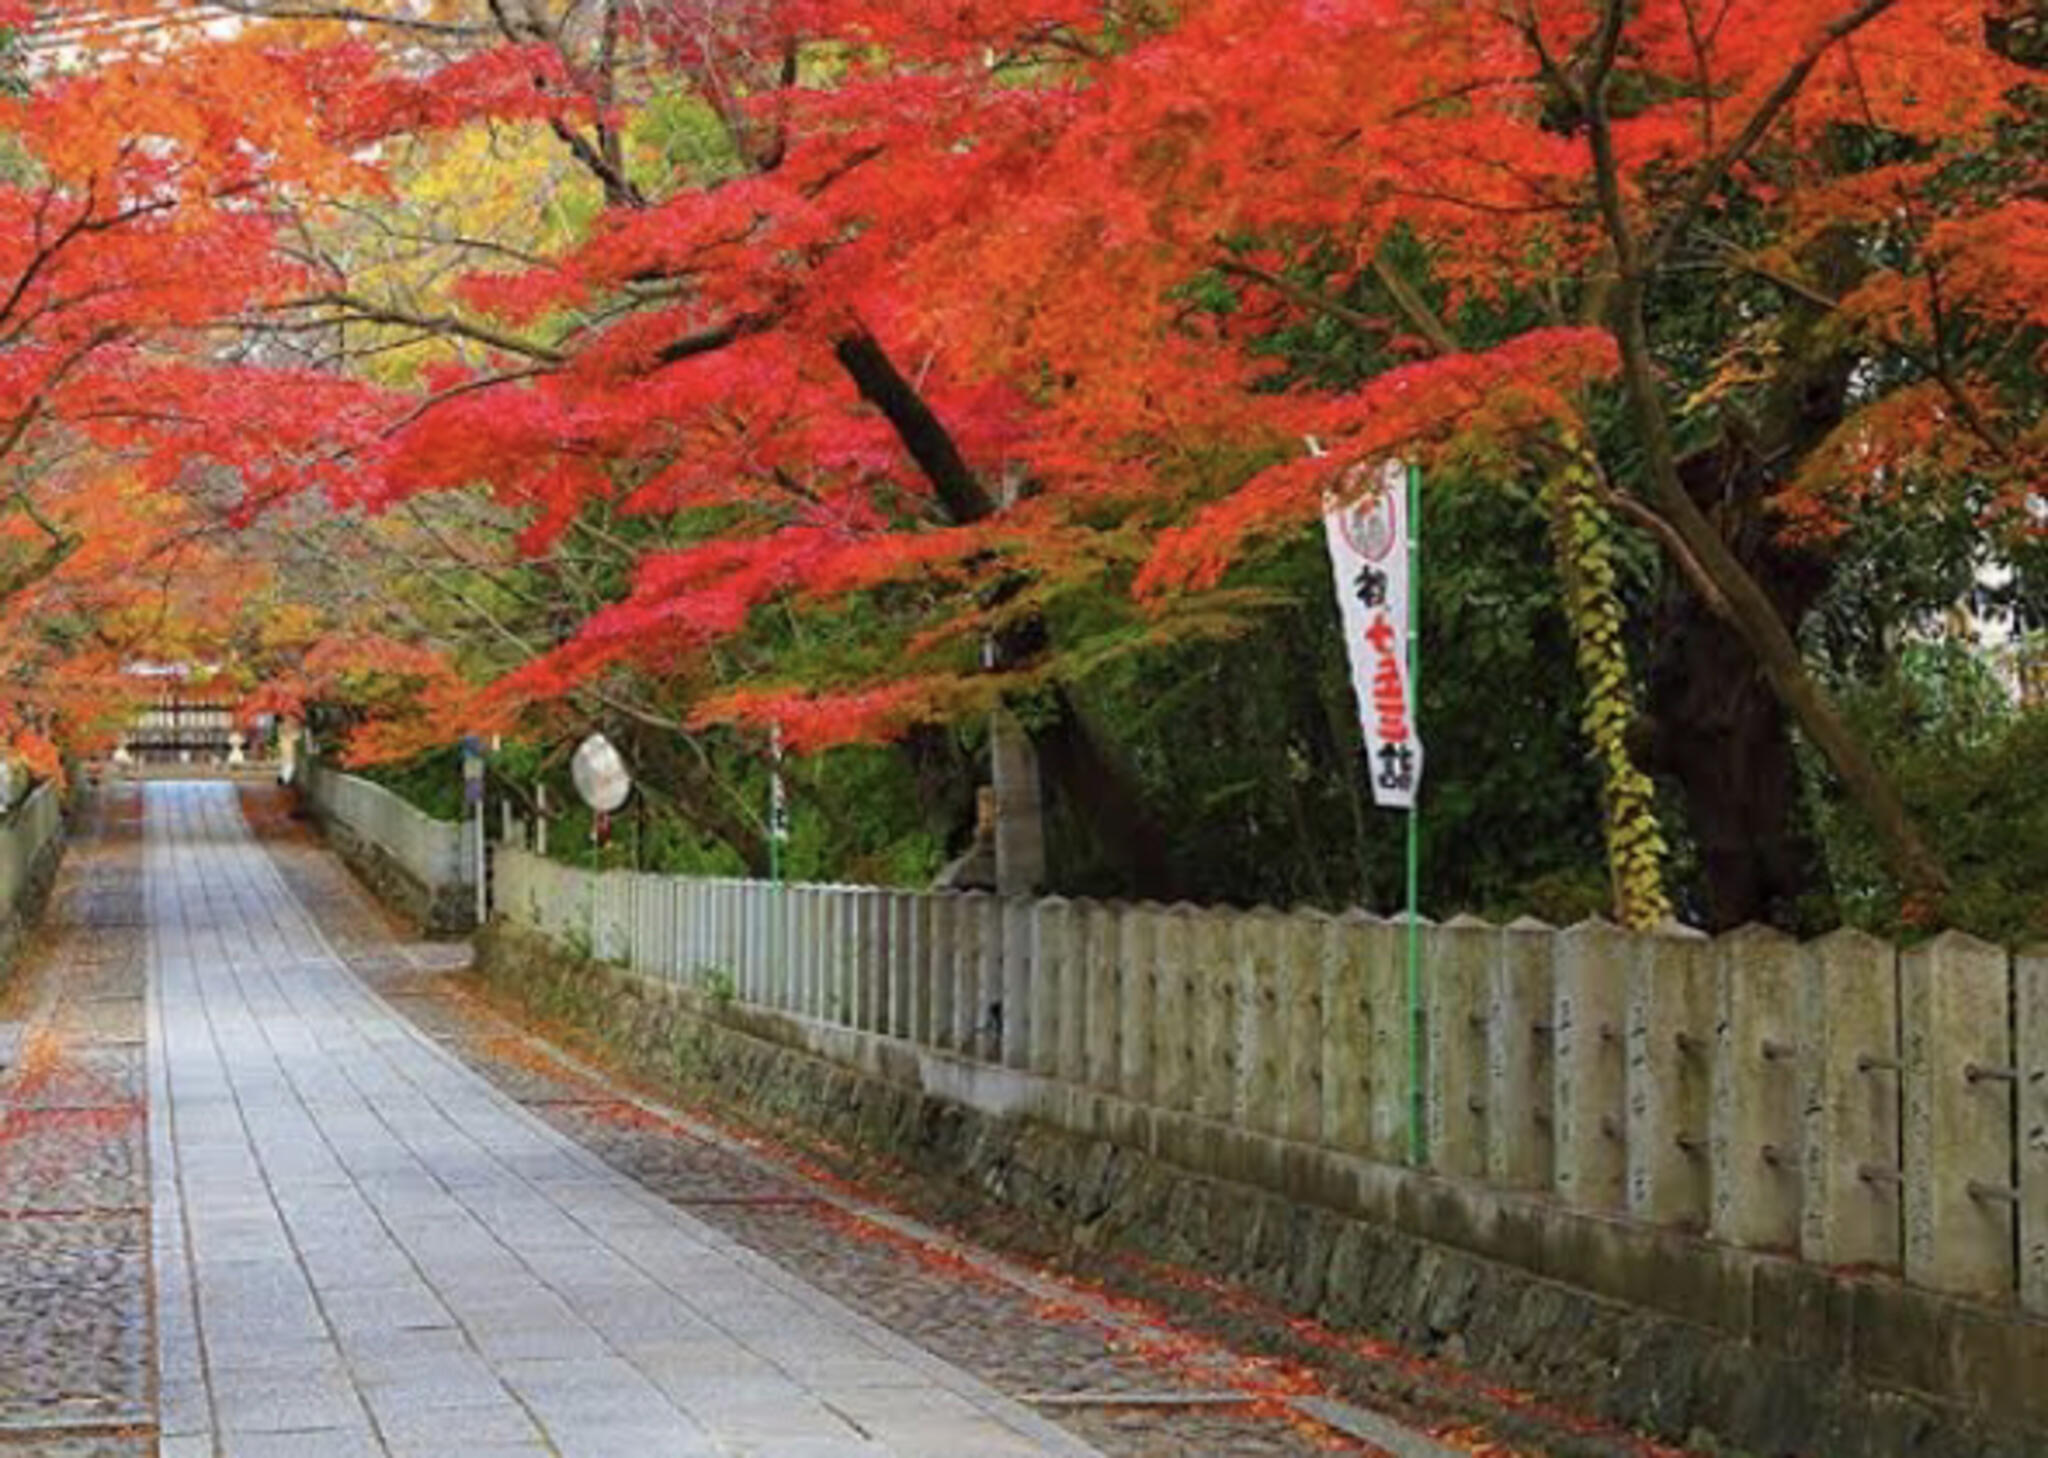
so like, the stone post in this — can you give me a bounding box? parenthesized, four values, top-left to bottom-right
(1712, 926, 1803, 1251)
(1237, 909, 1286, 1136)
(1031, 898, 1071, 1080)
(927, 894, 956, 1050)
(1321, 912, 1374, 1155)
(1626, 925, 1712, 1230)
(1801, 929, 1902, 1270)
(1119, 905, 1160, 1106)
(1903, 933, 2016, 1299)
(1002, 897, 1034, 1070)
(965, 893, 999, 1058)
(1553, 919, 1628, 1212)
(1190, 910, 1238, 1124)
(1058, 900, 1091, 1085)
(1152, 907, 1196, 1113)
(1430, 916, 1493, 1178)
(1281, 913, 1324, 1146)
(1364, 915, 1410, 1162)
(1086, 902, 1123, 1095)
(2018, 946, 2048, 1314)
(887, 891, 917, 1039)
(1489, 918, 1556, 1189)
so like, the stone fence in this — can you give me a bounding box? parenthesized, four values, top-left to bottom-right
(0, 784, 64, 970)
(493, 849, 2048, 1322)
(303, 765, 477, 934)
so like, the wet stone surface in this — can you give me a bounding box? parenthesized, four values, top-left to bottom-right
(0, 790, 152, 1447)
(247, 788, 1355, 1458)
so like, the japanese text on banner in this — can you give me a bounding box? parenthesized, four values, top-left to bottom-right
(1324, 461, 1421, 810)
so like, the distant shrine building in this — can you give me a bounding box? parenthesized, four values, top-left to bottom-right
(115, 665, 247, 766)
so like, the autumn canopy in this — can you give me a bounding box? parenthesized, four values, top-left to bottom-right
(0, 0, 2042, 927)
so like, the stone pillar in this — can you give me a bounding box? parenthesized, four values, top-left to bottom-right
(1002, 897, 1033, 1069)
(1189, 910, 1238, 1123)
(926, 894, 955, 1050)
(1119, 906, 1159, 1106)
(1489, 918, 1556, 1189)
(1280, 913, 1324, 1146)
(824, 887, 851, 1025)
(1364, 916, 1411, 1162)
(1903, 933, 2016, 1299)
(1237, 909, 1286, 1136)
(964, 893, 999, 1058)
(1058, 900, 1091, 1085)
(1801, 929, 1902, 1270)
(1085, 901, 1123, 1095)
(1712, 926, 1803, 1251)
(1152, 907, 1196, 1113)
(991, 710, 1045, 897)
(1553, 919, 1628, 1212)
(1320, 913, 1372, 1155)
(1030, 898, 1071, 1080)
(1626, 926, 1712, 1230)
(887, 892, 917, 1039)
(2018, 946, 2048, 1314)
(1429, 916, 1492, 1178)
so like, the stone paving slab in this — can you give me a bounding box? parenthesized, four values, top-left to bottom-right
(0, 790, 152, 1446)
(148, 782, 1102, 1458)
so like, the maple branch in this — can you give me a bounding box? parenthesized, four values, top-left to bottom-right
(199, 0, 490, 36)
(833, 329, 997, 523)
(282, 294, 568, 364)
(1714, 242, 2017, 464)
(378, 367, 558, 441)
(1642, 0, 1903, 272)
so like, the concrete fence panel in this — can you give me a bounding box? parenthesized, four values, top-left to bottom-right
(1001, 897, 1034, 1070)
(1153, 907, 1198, 1115)
(963, 893, 999, 1058)
(1553, 920, 1628, 1211)
(1320, 912, 1373, 1155)
(1237, 910, 1286, 1137)
(1711, 925, 1803, 1252)
(1486, 918, 1556, 1189)
(1903, 933, 2016, 1300)
(1119, 906, 1160, 1106)
(1363, 917, 1411, 1162)
(1430, 916, 1492, 1179)
(1279, 912, 1323, 1147)
(1190, 909, 1238, 1125)
(1031, 898, 1071, 1081)
(926, 893, 956, 1050)
(1626, 926, 1711, 1230)
(1085, 901, 1123, 1097)
(2019, 946, 2048, 1314)
(1801, 929, 1902, 1271)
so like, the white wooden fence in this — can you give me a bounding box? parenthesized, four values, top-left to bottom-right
(493, 847, 2048, 1314)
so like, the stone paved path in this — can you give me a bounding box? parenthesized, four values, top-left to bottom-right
(148, 781, 1101, 1458)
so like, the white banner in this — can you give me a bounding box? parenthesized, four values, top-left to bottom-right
(1324, 460, 1422, 809)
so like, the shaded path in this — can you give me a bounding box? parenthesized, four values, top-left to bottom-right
(148, 782, 1097, 1458)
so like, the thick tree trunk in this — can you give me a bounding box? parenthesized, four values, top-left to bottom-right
(1646, 562, 1831, 931)
(835, 325, 1180, 898)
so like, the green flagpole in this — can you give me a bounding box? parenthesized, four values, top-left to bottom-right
(1406, 460, 1425, 1168)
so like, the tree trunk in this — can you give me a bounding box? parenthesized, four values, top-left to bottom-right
(835, 325, 1179, 898)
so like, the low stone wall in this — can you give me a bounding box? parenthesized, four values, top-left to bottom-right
(476, 925, 2048, 1458)
(0, 786, 65, 981)
(302, 768, 475, 936)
